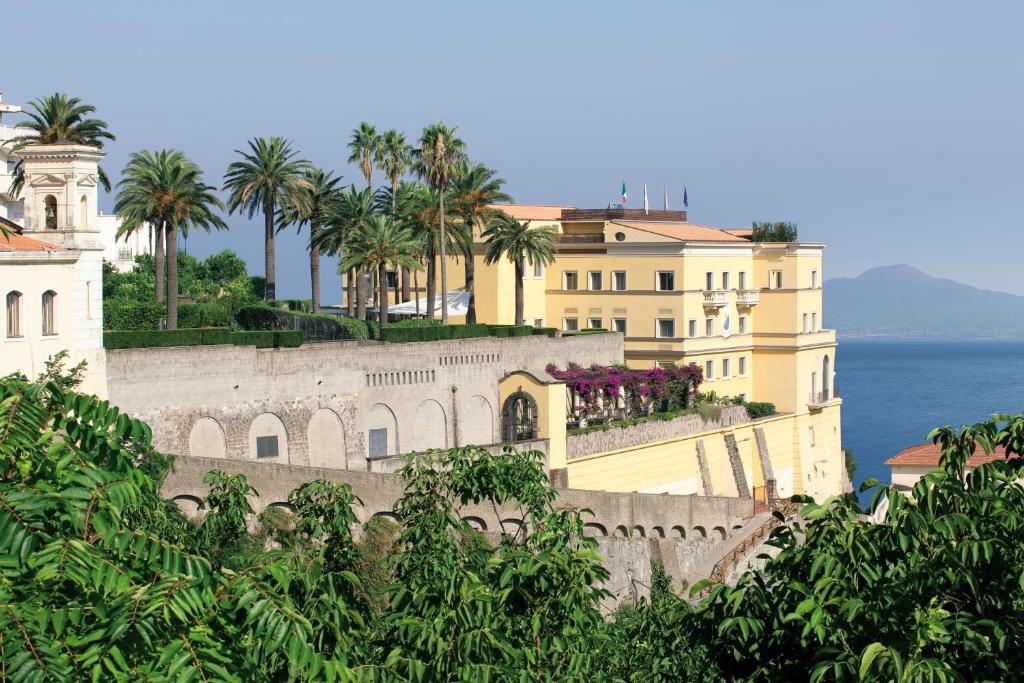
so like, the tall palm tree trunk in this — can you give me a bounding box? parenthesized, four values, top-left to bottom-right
(166, 224, 179, 330)
(464, 236, 476, 324)
(414, 265, 421, 316)
(379, 263, 390, 330)
(347, 268, 355, 316)
(392, 180, 411, 303)
(356, 272, 367, 320)
(438, 193, 449, 325)
(264, 195, 277, 304)
(514, 257, 525, 326)
(309, 220, 321, 312)
(425, 245, 437, 320)
(154, 222, 166, 304)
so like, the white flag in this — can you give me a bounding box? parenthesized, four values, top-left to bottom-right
(643, 181, 649, 214)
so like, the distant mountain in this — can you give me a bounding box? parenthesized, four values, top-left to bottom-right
(825, 265, 1024, 340)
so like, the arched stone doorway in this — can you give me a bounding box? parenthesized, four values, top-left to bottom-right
(189, 416, 227, 459)
(501, 390, 538, 443)
(308, 408, 346, 469)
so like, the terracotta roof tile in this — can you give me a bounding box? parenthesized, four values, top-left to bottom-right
(612, 220, 749, 242)
(886, 442, 1016, 468)
(0, 221, 63, 252)
(487, 203, 575, 221)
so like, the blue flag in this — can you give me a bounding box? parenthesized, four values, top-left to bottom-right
(683, 186, 688, 208)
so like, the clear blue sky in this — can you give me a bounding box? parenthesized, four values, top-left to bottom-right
(6, 1, 1023, 298)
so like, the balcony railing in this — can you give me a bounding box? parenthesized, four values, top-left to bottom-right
(557, 233, 605, 243)
(808, 387, 838, 408)
(736, 289, 760, 306)
(702, 290, 728, 307)
(117, 248, 134, 261)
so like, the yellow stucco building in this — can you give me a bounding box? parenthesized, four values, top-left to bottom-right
(353, 204, 846, 500)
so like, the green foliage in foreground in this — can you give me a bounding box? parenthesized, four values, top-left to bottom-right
(4, 368, 1024, 681)
(750, 221, 799, 242)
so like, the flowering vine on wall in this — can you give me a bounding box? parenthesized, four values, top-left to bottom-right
(545, 363, 703, 426)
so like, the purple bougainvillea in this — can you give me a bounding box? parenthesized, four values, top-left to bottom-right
(546, 363, 703, 425)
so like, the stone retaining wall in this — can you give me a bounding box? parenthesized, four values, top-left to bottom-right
(567, 405, 750, 459)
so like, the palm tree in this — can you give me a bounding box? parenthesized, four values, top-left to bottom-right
(115, 150, 226, 328)
(313, 186, 377, 317)
(347, 122, 383, 313)
(340, 214, 419, 329)
(4, 93, 116, 194)
(482, 211, 558, 325)
(450, 160, 511, 323)
(280, 169, 342, 312)
(223, 137, 312, 304)
(413, 123, 466, 324)
(394, 181, 460, 319)
(379, 130, 414, 301)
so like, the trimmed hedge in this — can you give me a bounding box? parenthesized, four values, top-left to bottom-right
(488, 325, 532, 338)
(744, 401, 776, 419)
(104, 299, 165, 331)
(104, 328, 297, 350)
(380, 323, 491, 343)
(235, 305, 370, 341)
(563, 328, 609, 337)
(104, 329, 202, 349)
(235, 306, 277, 330)
(531, 327, 558, 337)
(274, 330, 303, 348)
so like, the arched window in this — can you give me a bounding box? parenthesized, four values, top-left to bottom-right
(502, 390, 538, 443)
(44, 195, 58, 229)
(41, 291, 57, 336)
(6, 291, 22, 338)
(79, 195, 89, 227)
(822, 355, 831, 401)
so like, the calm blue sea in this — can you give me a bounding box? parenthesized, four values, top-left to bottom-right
(839, 341, 1024, 492)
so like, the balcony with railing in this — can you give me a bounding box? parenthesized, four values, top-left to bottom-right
(736, 289, 760, 306)
(808, 386, 839, 409)
(117, 247, 134, 261)
(557, 233, 605, 244)
(702, 290, 728, 307)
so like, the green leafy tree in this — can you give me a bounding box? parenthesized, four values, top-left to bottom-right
(339, 214, 420, 329)
(414, 122, 467, 324)
(483, 210, 558, 325)
(279, 168, 343, 312)
(450, 159, 511, 323)
(3, 93, 116, 194)
(751, 220, 798, 242)
(223, 137, 312, 304)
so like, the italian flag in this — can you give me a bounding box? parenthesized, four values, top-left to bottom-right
(621, 181, 627, 205)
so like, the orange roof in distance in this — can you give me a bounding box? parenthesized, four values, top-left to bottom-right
(0, 231, 63, 253)
(886, 442, 1016, 468)
(613, 221, 749, 242)
(487, 203, 575, 221)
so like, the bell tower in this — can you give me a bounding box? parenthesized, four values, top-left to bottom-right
(17, 143, 105, 352)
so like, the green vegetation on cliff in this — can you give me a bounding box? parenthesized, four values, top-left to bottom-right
(3, 365, 1024, 680)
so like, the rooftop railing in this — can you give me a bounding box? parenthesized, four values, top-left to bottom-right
(557, 233, 605, 243)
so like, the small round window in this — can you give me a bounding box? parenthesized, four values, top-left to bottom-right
(614, 232, 626, 242)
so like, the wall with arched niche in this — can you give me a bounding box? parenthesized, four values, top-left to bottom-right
(248, 412, 289, 463)
(413, 399, 448, 452)
(367, 403, 399, 458)
(307, 408, 346, 469)
(189, 416, 227, 460)
(461, 394, 494, 446)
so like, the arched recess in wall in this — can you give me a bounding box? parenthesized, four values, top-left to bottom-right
(189, 416, 227, 460)
(367, 403, 399, 459)
(501, 390, 538, 443)
(79, 195, 89, 227)
(248, 412, 289, 463)
(461, 395, 494, 446)
(413, 399, 448, 452)
(44, 194, 57, 229)
(173, 495, 204, 517)
(308, 408, 346, 469)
